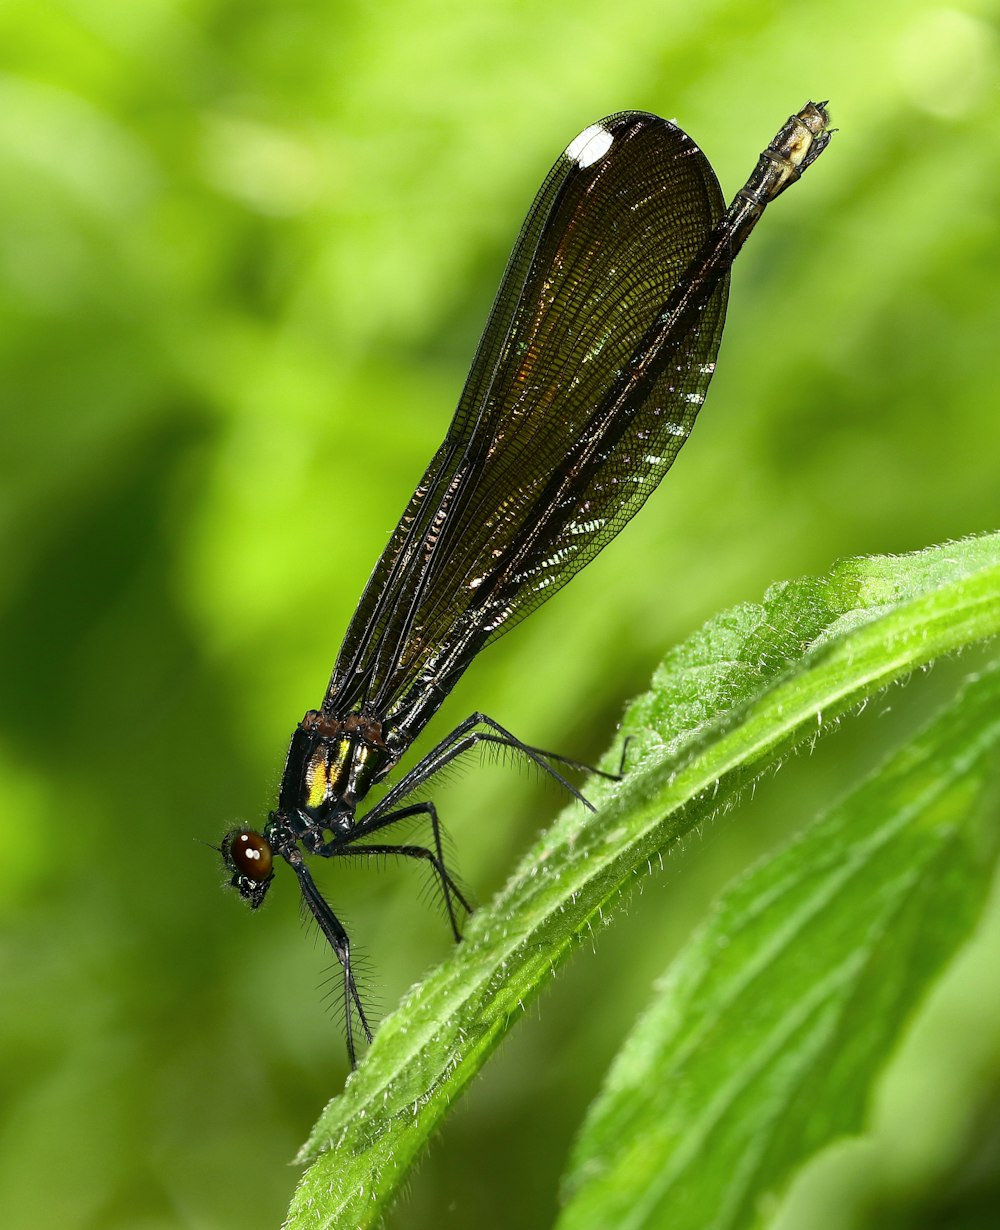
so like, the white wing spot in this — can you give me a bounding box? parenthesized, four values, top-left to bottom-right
(663, 421, 689, 437)
(565, 123, 614, 168)
(567, 516, 607, 536)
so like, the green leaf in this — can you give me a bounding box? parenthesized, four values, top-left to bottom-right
(284, 532, 1000, 1229)
(557, 657, 1000, 1230)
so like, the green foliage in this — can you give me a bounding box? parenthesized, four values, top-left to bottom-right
(559, 659, 1000, 1230)
(286, 536, 1000, 1227)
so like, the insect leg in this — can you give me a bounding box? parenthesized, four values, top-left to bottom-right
(329, 801, 472, 941)
(379, 712, 599, 816)
(278, 841, 373, 1066)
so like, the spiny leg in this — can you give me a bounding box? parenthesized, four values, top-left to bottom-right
(280, 842, 373, 1067)
(376, 711, 607, 820)
(324, 712, 629, 945)
(330, 801, 472, 941)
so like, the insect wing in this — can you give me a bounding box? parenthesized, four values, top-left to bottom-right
(328, 112, 728, 736)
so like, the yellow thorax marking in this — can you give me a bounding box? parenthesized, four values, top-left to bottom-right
(306, 740, 352, 810)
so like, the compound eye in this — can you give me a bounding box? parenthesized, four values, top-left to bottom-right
(227, 829, 273, 881)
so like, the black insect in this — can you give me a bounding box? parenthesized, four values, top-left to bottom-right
(219, 102, 832, 1066)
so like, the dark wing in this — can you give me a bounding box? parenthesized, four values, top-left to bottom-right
(326, 111, 728, 742)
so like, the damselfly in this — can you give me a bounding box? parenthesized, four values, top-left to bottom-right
(219, 102, 832, 1066)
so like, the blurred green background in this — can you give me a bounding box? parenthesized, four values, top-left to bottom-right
(1, 1, 998, 1227)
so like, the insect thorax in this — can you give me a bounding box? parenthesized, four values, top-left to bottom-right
(279, 709, 394, 833)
